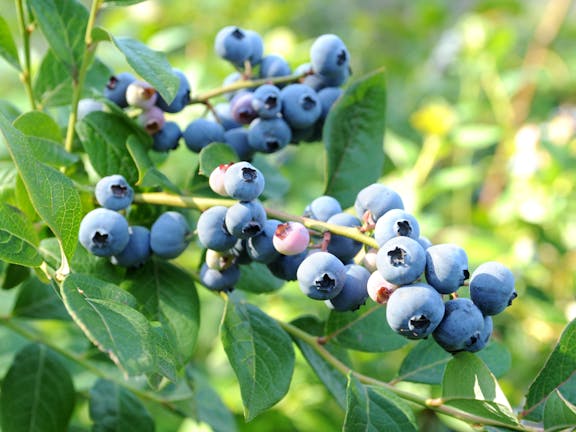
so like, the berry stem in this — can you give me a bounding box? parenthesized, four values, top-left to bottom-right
(133, 192, 379, 248)
(278, 320, 537, 431)
(189, 71, 308, 104)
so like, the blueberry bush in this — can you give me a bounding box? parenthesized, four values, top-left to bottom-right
(0, 1, 575, 431)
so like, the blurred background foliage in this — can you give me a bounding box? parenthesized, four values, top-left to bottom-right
(1, 0, 575, 430)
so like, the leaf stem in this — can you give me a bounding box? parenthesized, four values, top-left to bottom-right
(63, 0, 103, 154)
(133, 192, 379, 248)
(278, 319, 538, 431)
(15, 0, 36, 110)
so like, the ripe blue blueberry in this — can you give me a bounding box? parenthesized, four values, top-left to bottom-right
(152, 121, 182, 152)
(214, 26, 253, 66)
(94, 174, 134, 211)
(251, 84, 282, 119)
(267, 249, 308, 281)
(317, 87, 343, 120)
(325, 264, 370, 312)
(246, 219, 282, 264)
(78, 208, 130, 257)
(149, 211, 191, 259)
(280, 83, 322, 129)
(354, 183, 404, 224)
(385, 283, 445, 339)
(303, 195, 342, 222)
(196, 206, 238, 252)
(296, 251, 346, 300)
(310, 34, 350, 78)
(224, 128, 255, 161)
(374, 208, 421, 247)
(247, 117, 292, 153)
(104, 72, 136, 108)
(224, 200, 267, 239)
(325, 212, 363, 263)
(376, 236, 426, 286)
(432, 298, 486, 353)
(199, 262, 240, 292)
(223, 161, 265, 201)
(467, 315, 493, 353)
(259, 54, 292, 80)
(424, 243, 469, 294)
(469, 261, 517, 316)
(245, 30, 264, 66)
(155, 69, 191, 113)
(111, 226, 151, 268)
(182, 118, 226, 153)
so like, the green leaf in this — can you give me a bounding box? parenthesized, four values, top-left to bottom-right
(126, 135, 180, 193)
(76, 110, 144, 184)
(198, 142, 238, 176)
(397, 339, 511, 385)
(325, 303, 407, 352)
(0, 16, 21, 71)
(220, 294, 295, 420)
(89, 379, 154, 432)
(104, 0, 149, 7)
(0, 203, 42, 267)
(451, 124, 501, 149)
(0, 343, 75, 432)
(440, 399, 520, 428)
(323, 68, 387, 208)
(343, 374, 418, 432)
(442, 352, 511, 407)
(236, 261, 284, 294)
(524, 318, 576, 418)
(111, 35, 179, 104)
(0, 113, 82, 266)
(544, 390, 576, 431)
(185, 366, 238, 432)
(28, 0, 88, 71)
(12, 276, 70, 320)
(1, 263, 30, 290)
(61, 273, 155, 376)
(290, 316, 350, 408)
(120, 259, 200, 367)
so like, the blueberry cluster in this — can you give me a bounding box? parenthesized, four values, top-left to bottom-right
(101, 27, 350, 160)
(78, 175, 191, 267)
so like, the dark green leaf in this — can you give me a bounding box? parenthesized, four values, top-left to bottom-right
(323, 68, 387, 208)
(0, 16, 21, 71)
(291, 316, 350, 408)
(198, 142, 238, 176)
(1, 264, 30, 290)
(325, 303, 407, 352)
(111, 35, 179, 103)
(0, 203, 42, 267)
(236, 261, 284, 294)
(397, 339, 511, 385)
(28, 0, 88, 71)
(12, 276, 70, 320)
(126, 135, 180, 193)
(61, 273, 155, 376)
(89, 379, 154, 432)
(0, 114, 82, 266)
(343, 374, 418, 432)
(33, 49, 73, 106)
(524, 318, 576, 418)
(544, 390, 576, 431)
(185, 366, 238, 432)
(76, 110, 143, 183)
(104, 0, 149, 7)
(0, 343, 75, 432)
(220, 294, 295, 420)
(121, 259, 200, 367)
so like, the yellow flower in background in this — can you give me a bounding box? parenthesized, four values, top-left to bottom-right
(410, 101, 456, 137)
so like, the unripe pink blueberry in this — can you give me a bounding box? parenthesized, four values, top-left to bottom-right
(138, 106, 165, 135)
(273, 221, 310, 256)
(209, 163, 234, 196)
(361, 248, 379, 272)
(126, 80, 158, 109)
(367, 270, 397, 304)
